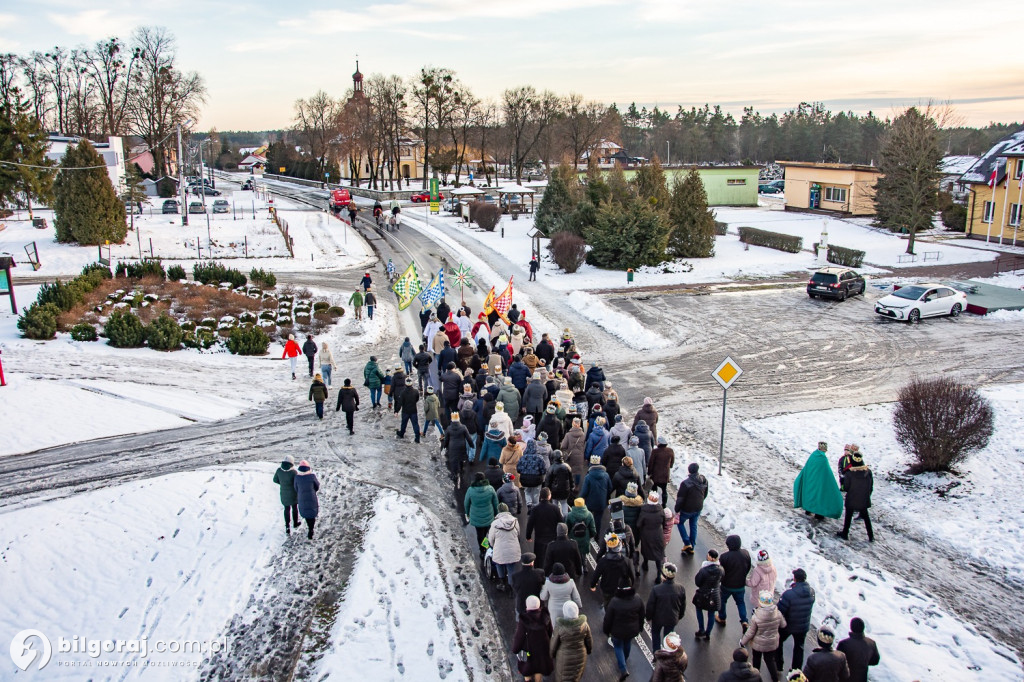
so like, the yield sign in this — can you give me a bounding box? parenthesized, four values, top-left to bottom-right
(712, 356, 743, 389)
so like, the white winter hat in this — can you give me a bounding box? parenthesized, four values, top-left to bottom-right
(285, 455, 295, 464)
(562, 601, 579, 619)
(758, 591, 775, 607)
(526, 595, 541, 611)
(663, 632, 681, 651)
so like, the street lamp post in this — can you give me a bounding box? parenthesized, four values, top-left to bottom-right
(177, 122, 190, 226)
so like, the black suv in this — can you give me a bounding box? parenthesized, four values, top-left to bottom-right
(807, 267, 865, 301)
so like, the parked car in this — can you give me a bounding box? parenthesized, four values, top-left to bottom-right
(874, 283, 968, 323)
(807, 267, 865, 301)
(123, 201, 143, 215)
(192, 186, 221, 196)
(188, 201, 205, 214)
(758, 184, 783, 194)
(442, 197, 461, 212)
(410, 191, 445, 203)
(162, 200, 179, 214)
(241, 180, 253, 190)
(212, 199, 230, 214)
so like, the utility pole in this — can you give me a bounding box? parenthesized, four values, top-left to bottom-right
(177, 122, 189, 226)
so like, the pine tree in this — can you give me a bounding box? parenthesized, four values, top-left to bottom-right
(120, 163, 148, 232)
(873, 107, 942, 255)
(584, 199, 671, 269)
(605, 162, 633, 207)
(667, 168, 716, 258)
(53, 140, 128, 245)
(633, 155, 670, 211)
(0, 98, 55, 217)
(535, 165, 578, 235)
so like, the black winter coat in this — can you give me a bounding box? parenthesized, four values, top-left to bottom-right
(803, 647, 850, 682)
(778, 581, 815, 634)
(843, 466, 873, 510)
(413, 351, 433, 372)
(645, 578, 686, 627)
(484, 464, 505, 490)
(612, 466, 640, 498)
(395, 386, 420, 415)
(302, 339, 317, 358)
(601, 443, 627, 480)
(545, 462, 574, 501)
(438, 346, 458, 371)
(602, 587, 645, 640)
(692, 562, 724, 611)
(590, 550, 636, 596)
(837, 633, 879, 682)
(636, 503, 667, 562)
(719, 535, 752, 589)
(443, 422, 471, 471)
(537, 414, 563, 446)
(336, 386, 360, 412)
(716, 661, 763, 681)
(511, 567, 546, 616)
(674, 473, 709, 514)
(544, 538, 583, 579)
(526, 501, 563, 544)
(585, 366, 606, 390)
(535, 340, 555, 366)
(441, 370, 463, 402)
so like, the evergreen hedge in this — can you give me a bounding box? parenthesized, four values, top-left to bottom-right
(193, 261, 246, 288)
(828, 244, 866, 268)
(115, 259, 166, 280)
(70, 322, 98, 342)
(104, 310, 147, 347)
(226, 326, 270, 355)
(737, 226, 803, 253)
(249, 268, 277, 288)
(146, 314, 183, 351)
(167, 264, 187, 281)
(17, 302, 60, 339)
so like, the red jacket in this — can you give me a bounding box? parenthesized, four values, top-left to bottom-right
(282, 339, 301, 358)
(444, 320, 462, 348)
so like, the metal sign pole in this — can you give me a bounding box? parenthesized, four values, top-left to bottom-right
(719, 387, 727, 475)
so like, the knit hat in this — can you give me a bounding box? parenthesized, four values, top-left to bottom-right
(405, 376, 413, 385)
(610, 435, 620, 444)
(732, 648, 749, 663)
(626, 482, 638, 495)
(661, 562, 677, 579)
(605, 533, 620, 549)
(285, 455, 295, 464)
(647, 490, 660, 503)
(757, 549, 771, 564)
(574, 498, 586, 507)
(521, 552, 536, 565)
(426, 385, 434, 393)
(622, 456, 633, 467)
(850, 617, 866, 634)
(817, 626, 835, 646)
(629, 436, 639, 445)
(657, 436, 668, 445)
(498, 503, 509, 513)
(663, 632, 681, 652)
(503, 473, 515, 483)
(817, 441, 828, 451)
(556, 523, 568, 538)
(474, 471, 485, 482)
(562, 601, 579, 619)
(758, 591, 775, 607)
(590, 455, 601, 465)
(615, 414, 623, 422)
(688, 462, 699, 474)
(299, 459, 310, 468)
(551, 562, 567, 576)
(525, 595, 541, 611)
(546, 404, 556, 414)
(643, 397, 653, 406)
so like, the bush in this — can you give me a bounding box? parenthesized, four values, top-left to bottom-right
(146, 314, 184, 351)
(226, 325, 270, 356)
(814, 243, 866, 268)
(547, 232, 587, 273)
(36, 279, 83, 312)
(193, 261, 246, 288)
(17, 303, 60, 339)
(327, 306, 344, 318)
(81, 263, 113, 281)
(313, 301, 329, 312)
(941, 204, 967, 232)
(737, 226, 803, 253)
(893, 377, 994, 473)
(183, 329, 218, 350)
(70, 322, 98, 342)
(474, 203, 501, 232)
(168, 264, 187, 281)
(104, 310, 147, 348)
(115, 259, 166, 280)
(584, 200, 672, 269)
(250, 267, 277, 288)
(714, 221, 729, 236)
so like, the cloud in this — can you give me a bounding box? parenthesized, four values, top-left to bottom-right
(48, 9, 139, 41)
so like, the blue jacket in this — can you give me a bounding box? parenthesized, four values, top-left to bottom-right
(580, 465, 612, 513)
(508, 361, 531, 392)
(778, 581, 816, 634)
(480, 427, 506, 464)
(585, 425, 610, 459)
(438, 346, 458, 371)
(516, 442, 549, 486)
(293, 468, 320, 519)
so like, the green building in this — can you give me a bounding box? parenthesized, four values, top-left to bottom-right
(596, 166, 760, 206)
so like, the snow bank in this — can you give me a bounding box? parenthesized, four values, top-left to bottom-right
(971, 271, 1024, 290)
(0, 463, 281, 679)
(566, 290, 670, 350)
(314, 491, 475, 681)
(984, 309, 1024, 322)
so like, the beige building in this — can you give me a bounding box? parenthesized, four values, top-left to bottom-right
(780, 161, 881, 216)
(960, 128, 1024, 243)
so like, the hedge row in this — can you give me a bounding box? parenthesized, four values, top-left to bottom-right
(18, 263, 113, 339)
(714, 221, 728, 236)
(116, 260, 166, 280)
(737, 226, 803, 253)
(193, 261, 247, 288)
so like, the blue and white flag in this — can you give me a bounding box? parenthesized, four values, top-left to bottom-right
(418, 268, 445, 308)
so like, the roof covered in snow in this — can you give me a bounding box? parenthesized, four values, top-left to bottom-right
(960, 128, 1024, 184)
(940, 155, 979, 176)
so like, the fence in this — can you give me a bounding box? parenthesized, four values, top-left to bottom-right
(996, 254, 1024, 274)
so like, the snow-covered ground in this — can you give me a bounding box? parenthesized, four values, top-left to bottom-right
(403, 206, 997, 294)
(0, 192, 373, 278)
(312, 491, 477, 681)
(0, 463, 281, 678)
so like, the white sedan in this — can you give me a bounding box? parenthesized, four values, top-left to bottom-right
(874, 283, 968, 322)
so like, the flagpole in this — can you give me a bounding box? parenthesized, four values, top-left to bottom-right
(998, 171, 1011, 246)
(987, 166, 998, 243)
(1015, 170, 1023, 248)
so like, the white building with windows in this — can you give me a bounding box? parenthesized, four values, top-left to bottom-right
(46, 135, 126, 193)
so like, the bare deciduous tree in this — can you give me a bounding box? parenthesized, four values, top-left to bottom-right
(294, 90, 341, 179)
(411, 66, 457, 188)
(84, 37, 141, 135)
(502, 86, 561, 183)
(367, 74, 408, 190)
(562, 94, 611, 169)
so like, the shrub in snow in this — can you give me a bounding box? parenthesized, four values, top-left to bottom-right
(313, 301, 329, 312)
(327, 306, 344, 318)
(167, 264, 186, 282)
(17, 303, 60, 340)
(104, 310, 146, 348)
(192, 261, 246, 288)
(474, 203, 501, 231)
(259, 310, 277, 320)
(714, 221, 728, 236)
(180, 320, 197, 331)
(277, 316, 292, 325)
(548, 232, 587, 273)
(737, 226, 803, 253)
(70, 322, 98, 342)
(239, 312, 257, 323)
(146, 314, 183, 351)
(183, 329, 217, 350)
(36, 279, 84, 312)
(227, 325, 270, 356)
(894, 377, 995, 473)
(249, 268, 277, 289)
(941, 204, 967, 232)
(80, 263, 113, 281)
(199, 317, 217, 329)
(115, 260, 166, 280)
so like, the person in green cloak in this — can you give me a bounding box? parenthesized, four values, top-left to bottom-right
(793, 441, 843, 520)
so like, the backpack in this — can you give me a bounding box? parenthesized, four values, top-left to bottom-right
(572, 520, 589, 539)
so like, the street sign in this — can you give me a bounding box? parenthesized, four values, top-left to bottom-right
(429, 177, 439, 202)
(712, 356, 743, 389)
(324, 172, 330, 179)
(279, 167, 286, 173)
(429, 201, 440, 214)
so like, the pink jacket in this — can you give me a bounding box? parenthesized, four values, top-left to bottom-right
(662, 508, 677, 546)
(745, 561, 778, 609)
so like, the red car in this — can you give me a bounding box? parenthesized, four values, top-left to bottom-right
(410, 191, 445, 203)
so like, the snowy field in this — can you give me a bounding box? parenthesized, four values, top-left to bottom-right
(0, 192, 373, 278)
(0, 463, 281, 679)
(312, 491, 477, 681)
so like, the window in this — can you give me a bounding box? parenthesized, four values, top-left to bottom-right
(1017, 159, 1024, 180)
(1011, 203, 1022, 227)
(824, 186, 847, 203)
(983, 201, 995, 223)
(726, 178, 746, 186)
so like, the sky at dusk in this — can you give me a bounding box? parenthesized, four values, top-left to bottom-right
(1, 0, 1021, 131)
